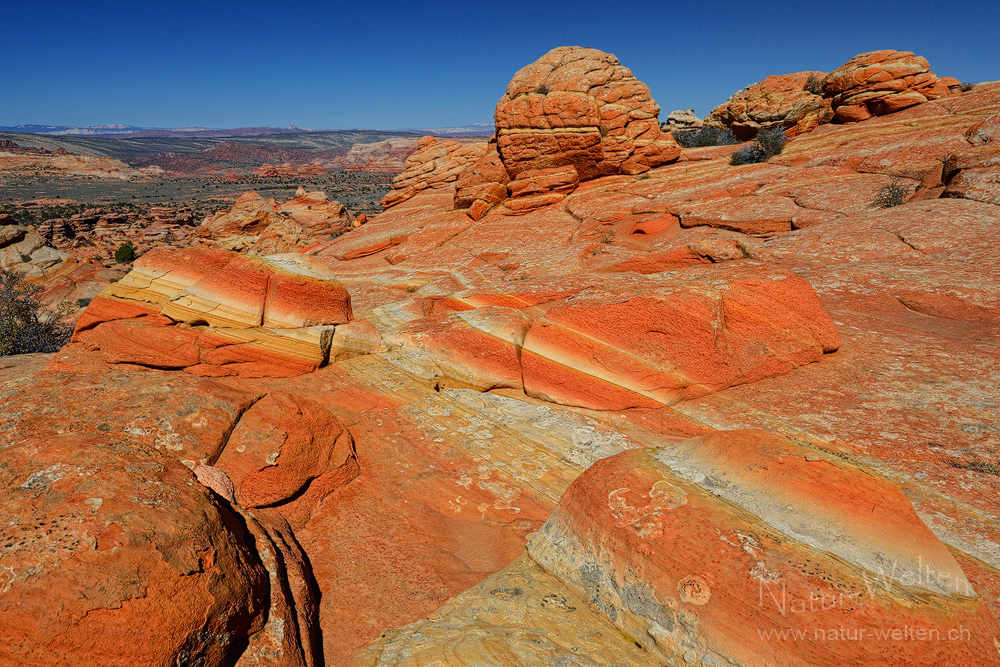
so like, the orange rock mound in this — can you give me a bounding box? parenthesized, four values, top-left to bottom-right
(73, 247, 353, 377)
(494, 46, 680, 180)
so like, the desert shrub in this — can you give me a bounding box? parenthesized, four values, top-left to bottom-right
(672, 127, 740, 148)
(804, 74, 824, 96)
(114, 241, 137, 263)
(959, 82, 976, 92)
(730, 143, 768, 165)
(755, 127, 788, 156)
(536, 84, 550, 95)
(0, 269, 73, 355)
(730, 127, 788, 165)
(871, 177, 910, 208)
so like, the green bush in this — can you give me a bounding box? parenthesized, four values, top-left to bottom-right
(0, 269, 72, 355)
(114, 241, 137, 263)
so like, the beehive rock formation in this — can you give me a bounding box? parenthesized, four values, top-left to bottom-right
(494, 46, 680, 180)
(380, 137, 486, 209)
(823, 49, 953, 121)
(705, 71, 833, 139)
(705, 49, 960, 138)
(444, 46, 683, 218)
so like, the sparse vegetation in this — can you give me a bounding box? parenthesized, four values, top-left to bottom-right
(959, 82, 976, 92)
(0, 269, 73, 355)
(804, 74, 824, 96)
(672, 127, 740, 148)
(870, 177, 910, 208)
(600, 230, 615, 244)
(730, 127, 788, 165)
(537, 84, 550, 95)
(114, 241, 137, 263)
(948, 458, 1000, 476)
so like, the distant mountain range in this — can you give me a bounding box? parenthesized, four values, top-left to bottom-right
(0, 124, 317, 138)
(0, 123, 493, 138)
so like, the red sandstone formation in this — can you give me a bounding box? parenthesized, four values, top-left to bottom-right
(705, 71, 832, 138)
(494, 46, 680, 179)
(2, 49, 999, 667)
(379, 136, 486, 208)
(0, 151, 138, 179)
(706, 49, 965, 139)
(36, 205, 198, 261)
(823, 49, 952, 121)
(199, 187, 355, 253)
(526, 431, 1000, 666)
(73, 247, 353, 377)
(0, 139, 76, 156)
(254, 161, 328, 177)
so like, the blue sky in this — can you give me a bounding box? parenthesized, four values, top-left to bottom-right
(3, 0, 997, 129)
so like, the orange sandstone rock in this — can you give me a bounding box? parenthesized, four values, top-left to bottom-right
(494, 47, 680, 181)
(214, 392, 356, 508)
(73, 248, 351, 377)
(528, 431, 1000, 666)
(0, 431, 268, 667)
(381, 136, 486, 209)
(705, 71, 833, 138)
(822, 49, 953, 122)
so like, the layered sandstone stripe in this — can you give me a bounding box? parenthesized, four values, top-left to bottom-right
(73, 247, 353, 377)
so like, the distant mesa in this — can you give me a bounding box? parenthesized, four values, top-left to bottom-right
(254, 161, 328, 177)
(0, 139, 76, 156)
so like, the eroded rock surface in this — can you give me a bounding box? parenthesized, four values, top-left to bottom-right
(3, 50, 1000, 667)
(74, 247, 353, 377)
(705, 71, 832, 138)
(494, 46, 680, 181)
(200, 188, 356, 253)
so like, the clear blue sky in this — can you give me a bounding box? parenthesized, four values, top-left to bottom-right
(3, 0, 997, 130)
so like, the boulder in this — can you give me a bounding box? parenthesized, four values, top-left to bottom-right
(0, 217, 75, 279)
(528, 431, 1000, 666)
(704, 71, 833, 139)
(822, 49, 952, 122)
(73, 248, 352, 377)
(214, 392, 357, 508)
(0, 432, 268, 667)
(493, 46, 680, 181)
(661, 108, 704, 131)
(380, 137, 486, 209)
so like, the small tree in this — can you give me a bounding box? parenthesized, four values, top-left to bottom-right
(0, 269, 73, 355)
(114, 241, 137, 263)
